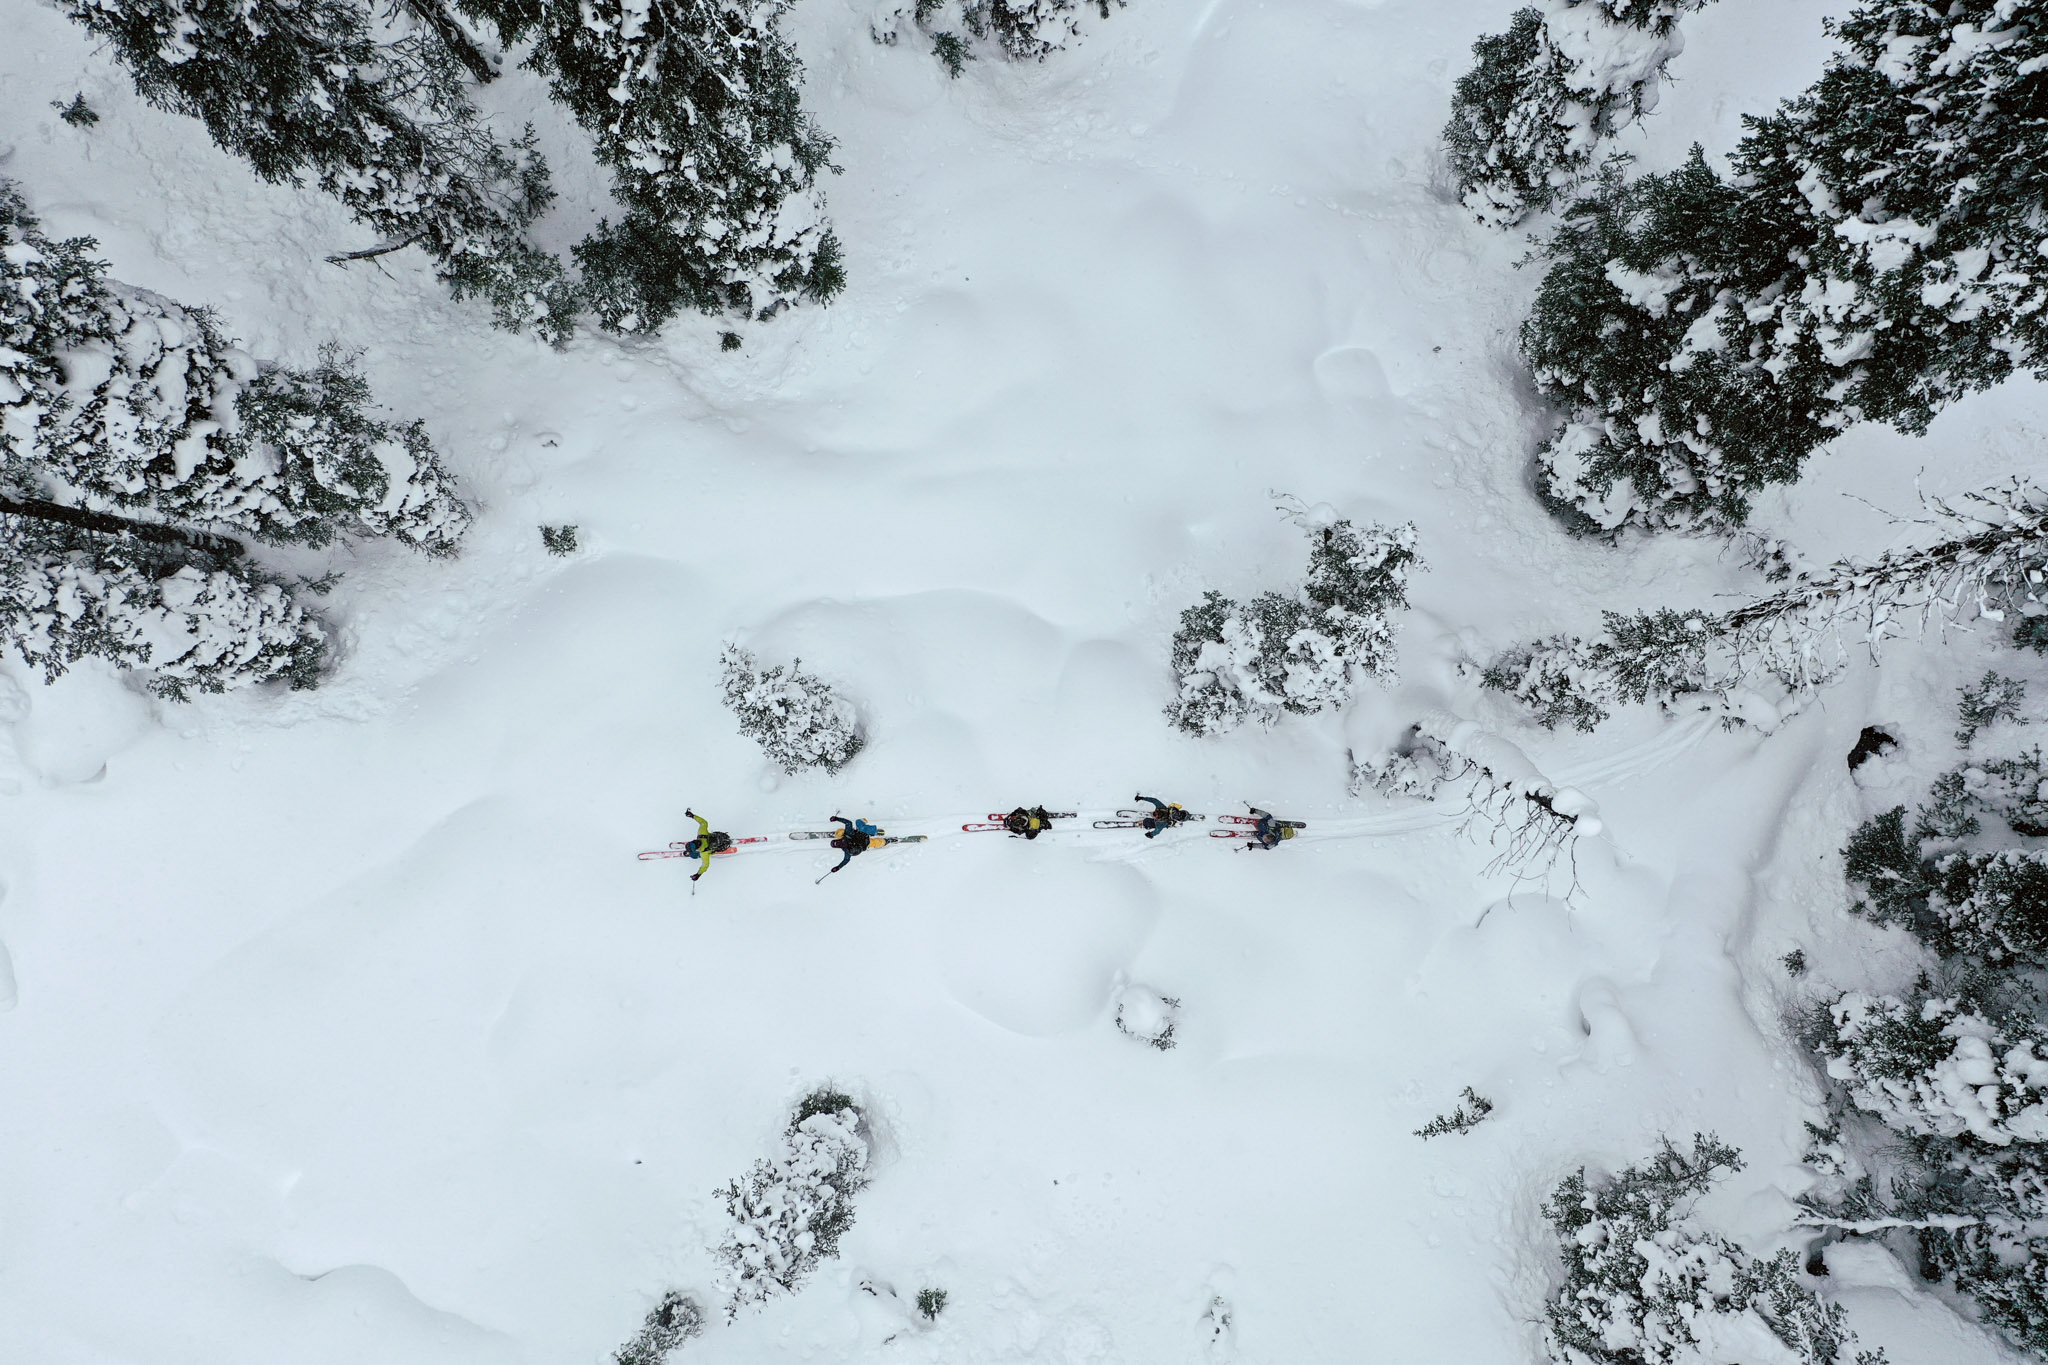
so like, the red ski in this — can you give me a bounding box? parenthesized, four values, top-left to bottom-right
(987, 812, 1077, 822)
(962, 822, 1008, 832)
(637, 836, 767, 861)
(1217, 814, 1307, 829)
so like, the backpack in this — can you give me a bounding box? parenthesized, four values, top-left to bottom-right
(705, 830, 733, 854)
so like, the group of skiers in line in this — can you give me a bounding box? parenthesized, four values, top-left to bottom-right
(671, 797, 1301, 883)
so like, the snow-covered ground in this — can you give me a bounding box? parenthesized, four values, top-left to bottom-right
(3, 1, 2044, 1362)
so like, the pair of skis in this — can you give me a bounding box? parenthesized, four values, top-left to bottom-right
(787, 829, 928, 846)
(1209, 814, 1308, 841)
(1093, 806, 1207, 831)
(960, 811, 1078, 833)
(636, 836, 770, 861)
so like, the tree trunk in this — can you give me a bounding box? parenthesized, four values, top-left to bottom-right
(0, 493, 246, 561)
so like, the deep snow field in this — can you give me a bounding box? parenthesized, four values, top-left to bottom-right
(4, 1, 2047, 1362)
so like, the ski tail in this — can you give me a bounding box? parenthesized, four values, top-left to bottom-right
(962, 822, 1008, 833)
(1218, 814, 1306, 828)
(986, 812, 1077, 822)
(1094, 820, 1145, 830)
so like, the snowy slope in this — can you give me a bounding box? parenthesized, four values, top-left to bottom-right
(2, 1, 2041, 1362)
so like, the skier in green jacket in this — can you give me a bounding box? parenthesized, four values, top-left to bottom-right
(679, 808, 734, 881)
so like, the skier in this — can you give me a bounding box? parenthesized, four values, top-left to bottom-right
(1134, 794, 1196, 839)
(1003, 805, 1056, 839)
(679, 808, 734, 881)
(1244, 804, 1299, 851)
(824, 815, 883, 877)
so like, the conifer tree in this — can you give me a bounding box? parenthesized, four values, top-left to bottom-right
(2, 180, 464, 696)
(1168, 513, 1420, 737)
(1525, 0, 2048, 532)
(1485, 480, 2048, 730)
(463, 0, 843, 332)
(877, 0, 1121, 74)
(59, 0, 574, 340)
(1444, 1, 1711, 229)
(1542, 1134, 1862, 1365)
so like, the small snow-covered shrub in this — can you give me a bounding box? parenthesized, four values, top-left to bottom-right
(540, 524, 579, 556)
(1415, 1086, 1494, 1139)
(720, 646, 865, 775)
(1113, 985, 1180, 1051)
(874, 0, 1121, 72)
(1444, 1, 1709, 228)
(0, 520, 325, 698)
(915, 1287, 947, 1320)
(613, 1290, 703, 1365)
(1958, 673, 2028, 747)
(717, 1088, 872, 1317)
(1543, 1134, 1861, 1365)
(54, 94, 98, 127)
(1167, 516, 1419, 736)
(1815, 988, 2048, 1148)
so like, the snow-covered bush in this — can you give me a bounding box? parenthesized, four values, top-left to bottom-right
(1488, 480, 2048, 730)
(1958, 673, 2028, 747)
(613, 1290, 703, 1365)
(1543, 1134, 1861, 1365)
(1415, 1086, 1494, 1139)
(465, 0, 843, 332)
(1443, 0, 1710, 228)
(1846, 794, 2048, 970)
(1167, 516, 1419, 737)
(1816, 988, 2048, 1149)
(0, 519, 325, 698)
(58, 0, 572, 339)
(2, 182, 470, 555)
(1524, 0, 2048, 532)
(874, 0, 1121, 73)
(717, 1088, 871, 1317)
(719, 646, 865, 775)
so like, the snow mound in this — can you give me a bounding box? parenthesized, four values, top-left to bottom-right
(936, 850, 1159, 1037)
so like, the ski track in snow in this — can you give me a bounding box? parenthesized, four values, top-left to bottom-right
(0, 1, 2036, 1363)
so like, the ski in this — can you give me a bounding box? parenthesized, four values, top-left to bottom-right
(638, 843, 756, 861)
(877, 835, 927, 845)
(1217, 814, 1307, 829)
(1210, 829, 1253, 839)
(1093, 820, 1145, 830)
(962, 822, 1008, 833)
(789, 830, 842, 840)
(669, 836, 768, 850)
(792, 830, 925, 844)
(986, 812, 1077, 822)
(1116, 808, 1207, 822)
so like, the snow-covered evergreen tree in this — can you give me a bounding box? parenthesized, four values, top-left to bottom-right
(1525, 0, 2048, 531)
(0, 517, 325, 698)
(1444, 1, 1711, 229)
(874, 0, 1121, 74)
(1817, 987, 2048, 1149)
(1542, 1134, 1862, 1364)
(59, 0, 573, 340)
(1, 182, 470, 554)
(1168, 514, 1419, 737)
(1487, 480, 2048, 729)
(717, 1088, 870, 1318)
(720, 645, 865, 774)
(463, 0, 843, 332)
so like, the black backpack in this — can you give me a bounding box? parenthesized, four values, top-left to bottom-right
(705, 830, 733, 854)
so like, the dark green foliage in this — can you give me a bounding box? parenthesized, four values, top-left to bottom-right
(540, 524, 579, 556)
(1783, 948, 1808, 976)
(1959, 672, 2028, 746)
(718, 1088, 871, 1316)
(465, 0, 842, 333)
(720, 645, 865, 774)
(59, 0, 572, 339)
(1167, 518, 1420, 736)
(1528, 0, 2048, 531)
(1414, 1086, 1494, 1139)
(790, 1086, 857, 1128)
(1542, 1134, 1863, 1364)
(916, 1287, 947, 1321)
(720, 331, 743, 352)
(0, 514, 326, 698)
(932, 30, 971, 76)
(2016, 617, 2048, 654)
(54, 94, 99, 127)
(612, 1291, 703, 1365)
(1442, 10, 1568, 227)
